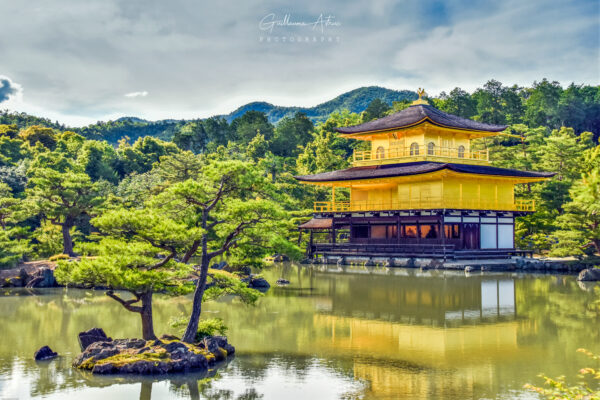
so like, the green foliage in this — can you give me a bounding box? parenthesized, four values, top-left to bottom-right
(231, 110, 274, 144)
(362, 98, 391, 122)
(438, 88, 477, 119)
(270, 112, 314, 158)
(551, 168, 600, 256)
(0, 78, 598, 266)
(195, 318, 228, 340)
(524, 348, 599, 399)
(32, 222, 82, 258)
(25, 165, 107, 254)
(170, 316, 228, 341)
(204, 270, 263, 305)
(48, 253, 69, 262)
(54, 206, 196, 296)
(0, 228, 30, 269)
(18, 125, 57, 150)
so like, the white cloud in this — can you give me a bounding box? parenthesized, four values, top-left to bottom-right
(124, 91, 149, 98)
(0, 0, 596, 125)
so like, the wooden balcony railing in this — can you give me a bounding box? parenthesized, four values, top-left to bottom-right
(353, 145, 489, 166)
(314, 198, 535, 212)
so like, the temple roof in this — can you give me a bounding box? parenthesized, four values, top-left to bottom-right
(298, 218, 332, 229)
(335, 104, 507, 134)
(295, 162, 555, 183)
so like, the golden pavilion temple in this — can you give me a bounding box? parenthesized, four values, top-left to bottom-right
(295, 90, 554, 260)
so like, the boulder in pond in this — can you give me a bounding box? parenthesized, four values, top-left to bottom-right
(578, 268, 600, 281)
(78, 327, 113, 351)
(271, 254, 289, 262)
(34, 345, 58, 361)
(248, 276, 270, 290)
(26, 267, 57, 288)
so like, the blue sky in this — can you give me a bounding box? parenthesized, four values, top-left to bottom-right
(0, 0, 598, 126)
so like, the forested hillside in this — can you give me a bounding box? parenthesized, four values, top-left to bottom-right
(223, 86, 416, 123)
(1, 86, 416, 145)
(0, 78, 599, 268)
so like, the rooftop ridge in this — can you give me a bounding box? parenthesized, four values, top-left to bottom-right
(335, 104, 507, 135)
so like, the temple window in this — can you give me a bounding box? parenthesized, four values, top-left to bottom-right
(427, 142, 435, 155)
(420, 224, 439, 239)
(444, 224, 461, 239)
(402, 225, 418, 238)
(410, 142, 419, 156)
(352, 225, 369, 238)
(458, 145, 465, 158)
(376, 146, 385, 159)
(371, 225, 386, 238)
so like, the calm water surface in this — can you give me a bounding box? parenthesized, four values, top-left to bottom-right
(0, 263, 599, 400)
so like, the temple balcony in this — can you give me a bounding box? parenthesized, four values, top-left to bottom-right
(352, 145, 489, 167)
(313, 198, 535, 213)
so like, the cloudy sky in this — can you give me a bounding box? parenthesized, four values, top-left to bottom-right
(0, 0, 598, 126)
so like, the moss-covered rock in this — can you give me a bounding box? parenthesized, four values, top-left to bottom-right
(72, 334, 234, 375)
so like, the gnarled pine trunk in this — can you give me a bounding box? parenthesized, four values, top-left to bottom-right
(61, 221, 75, 257)
(182, 256, 210, 343)
(140, 292, 157, 341)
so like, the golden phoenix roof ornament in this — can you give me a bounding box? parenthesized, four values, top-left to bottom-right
(412, 88, 430, 105)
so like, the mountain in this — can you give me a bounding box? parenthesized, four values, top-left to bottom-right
(223, 86, 417, 123)
(0, 86, 416, 144)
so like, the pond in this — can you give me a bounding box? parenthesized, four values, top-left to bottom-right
(0, 263, 599, 399)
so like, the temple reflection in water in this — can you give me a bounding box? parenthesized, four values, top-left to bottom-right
(278, 266, 525, 399)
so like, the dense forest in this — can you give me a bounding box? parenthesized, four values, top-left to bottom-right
(0, 78, 599, 271)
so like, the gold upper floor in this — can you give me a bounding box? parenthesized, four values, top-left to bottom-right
(349, 122, 494, 167)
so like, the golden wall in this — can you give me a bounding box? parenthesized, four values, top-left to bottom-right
(348, 175, 516, 210)
(369, 124, 472, 156)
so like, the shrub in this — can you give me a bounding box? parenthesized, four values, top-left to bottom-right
(169, 316, 228, 342)
(49, 253, 70, 262)
(524, 348, 599, 399)
(195, 318, 228, 341)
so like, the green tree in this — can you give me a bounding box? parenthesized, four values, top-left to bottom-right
(537, 127, 587, 182)
(77, 140, 119, 183)
(362, 98, 391, 122)
(246, 133, 269, 161)
(270, 112, 314, 157)
(172, 121, 208, 154)
(55, 208, 195, 339)
(18, 125, 57, 150)
(154, 151, 203, 184)
(116, 136, 180, 176)
(524, 79, 562, 129)
(438, 88, 477, 118)
(25, 167, 106, 256)
(0, 228, 30, 268)
(0, 182, 20, 230)
(0, 124, 19, 138)
(473, 80, 507, 124)
(231, 111, 274, 144)
(551, 168, 600, 256)
(148, 159, 296, 343)
(0, 182, 29, 268)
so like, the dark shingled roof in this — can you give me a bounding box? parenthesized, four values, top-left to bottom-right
(295, 162, 555, 182)
(335, 104, 507, 134)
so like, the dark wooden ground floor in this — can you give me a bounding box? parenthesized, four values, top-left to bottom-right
(301, 209, 532, 260)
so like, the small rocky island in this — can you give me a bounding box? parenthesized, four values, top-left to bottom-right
(73, 328, 234, 375)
